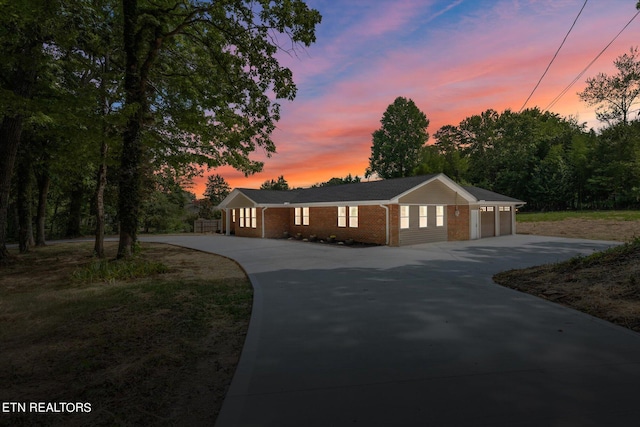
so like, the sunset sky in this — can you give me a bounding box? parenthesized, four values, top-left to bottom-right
(193, 0, 640, 197)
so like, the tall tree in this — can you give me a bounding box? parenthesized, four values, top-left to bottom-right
(367, 97, 430, 179)
(204, 174, 231, 205)
(578, 47, 640, 125)
(116, 0, 321, 258)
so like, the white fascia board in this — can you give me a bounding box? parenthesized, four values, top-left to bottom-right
(390, 173, 476, 203)
(261, 200, 391, 208)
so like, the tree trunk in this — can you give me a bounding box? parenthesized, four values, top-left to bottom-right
(16, 140, 35, 253)
(94, 140, 108, 258)
(118, 0, 142, 259)
(66, 182, 83, 238)
(35, 168, 50, 246)
(0, 116, 25, 261)
(95, 54, 110, 258)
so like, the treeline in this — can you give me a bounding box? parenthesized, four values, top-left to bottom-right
(416, 108, 640, 211)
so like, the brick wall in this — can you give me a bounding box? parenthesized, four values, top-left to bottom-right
(447, 205, 470, 241)
(264, 208, 290, 238)
(287, 205, 388, 245)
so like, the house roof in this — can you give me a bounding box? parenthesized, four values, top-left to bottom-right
(219, 174, 524, 207)
(463, 186, 523, 203)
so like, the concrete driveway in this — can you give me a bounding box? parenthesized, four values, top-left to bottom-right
(143, 234, 640, 427)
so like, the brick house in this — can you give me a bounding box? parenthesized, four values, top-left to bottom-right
(217, 173, 524, 246)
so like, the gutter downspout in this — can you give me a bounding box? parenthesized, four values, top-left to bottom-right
(261, 207, 268, 238)
(379, 204, 389, 245)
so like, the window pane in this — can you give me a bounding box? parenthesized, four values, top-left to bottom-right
(294, 207, 301, 225)
(338, 206, 346, 227)
(419, 206, 427, 228)
(436, 205, 444, 227)
(251, 208, 257, 228)
(400, 205, 409, 229)
(303, 207, 309, 225)
(349, 206, 358, 228)
(239, 209, 244, 227)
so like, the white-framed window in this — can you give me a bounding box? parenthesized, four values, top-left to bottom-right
(400, 205, 410, 229)
(436, 205, 444, 227)
(239, 208, 245, 227)
(349, 206, 358, 228)
(303, 207, 309, 225)
(250, 208, 257, 228)
(295, 207, 310, 226)
(480, 206, 494, 212)
(294, 207, 302, 226)
(419, 206, 428, 228)
(232, 209, 236, 223)
(499, 206, 511, 212)
(338, 206, 346, 227)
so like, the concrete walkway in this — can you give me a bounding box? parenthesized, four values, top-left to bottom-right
(142, 234, 640, 427)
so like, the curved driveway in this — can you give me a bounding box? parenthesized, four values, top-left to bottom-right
(143, 234, 640, 427)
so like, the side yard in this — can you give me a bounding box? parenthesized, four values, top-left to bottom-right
(497, 212, 640, 334)
(0, 242, 252, 426)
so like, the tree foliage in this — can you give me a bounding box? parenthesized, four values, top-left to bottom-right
(578, 47, 640, 125)
(204, 174, 231, 205)
(367, 97, 430, 179)
(260, 175, 289, 190)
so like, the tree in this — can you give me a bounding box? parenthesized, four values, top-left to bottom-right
(366, 97, 430, 179)
(204, 174, 231, 205)
(116, 0, 321, 258)
(261, 175, 289, 190)
(0, 0, 69, 261)
(314, 174, 361, 187)
(578, 47, 640, 125)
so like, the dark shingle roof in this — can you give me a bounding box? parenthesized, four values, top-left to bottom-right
(231, 175, 523, 205)
(463, 186, 523, 203)
(239, 174, 440, 204)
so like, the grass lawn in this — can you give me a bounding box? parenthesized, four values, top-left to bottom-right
(0, 241, 252, 426)
(517, 210, 640, 222)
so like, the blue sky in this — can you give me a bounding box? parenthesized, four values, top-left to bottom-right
(195, 0, 640, 195)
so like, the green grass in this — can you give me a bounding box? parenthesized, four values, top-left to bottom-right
(71, 258, 169, 283)
(517, 210, 640, 222)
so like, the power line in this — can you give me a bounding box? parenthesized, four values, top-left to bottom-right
(545, 8, 640, 112)
(519, 0, 588, 112)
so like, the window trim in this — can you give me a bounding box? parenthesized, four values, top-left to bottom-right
(419, 205, 428, 228)
(400, 205, 410, 229)
(349, 206, 358, 228)
(436, 205, 444, 227)
(338, 206, 346, 227)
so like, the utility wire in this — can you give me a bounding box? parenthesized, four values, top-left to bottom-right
(545, 8, 640, 112)
(519, 0, 588, 112)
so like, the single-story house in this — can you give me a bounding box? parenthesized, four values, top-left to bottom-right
(217, 173, 524, 246)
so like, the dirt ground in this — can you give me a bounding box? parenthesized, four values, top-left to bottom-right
(495, 219, 640, 333)
(517, 218, 640, 242)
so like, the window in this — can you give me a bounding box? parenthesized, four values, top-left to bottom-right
(400, 205, 410, 229)
(499, 206, 511, 212)
(349, 206, 358, 228)
(295, 207, 310, 226)
(419, 206, 428, 228)
(436, 205, 444, 227)
(338, 207, 346, 227)
(294, 207, 302, 226)
(480, 206, 494, 212)
(250, 208, 257, 228)
(303, 207, 309, 225)
(232, 210, 236, 223)
(239, 208, 245, 227)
